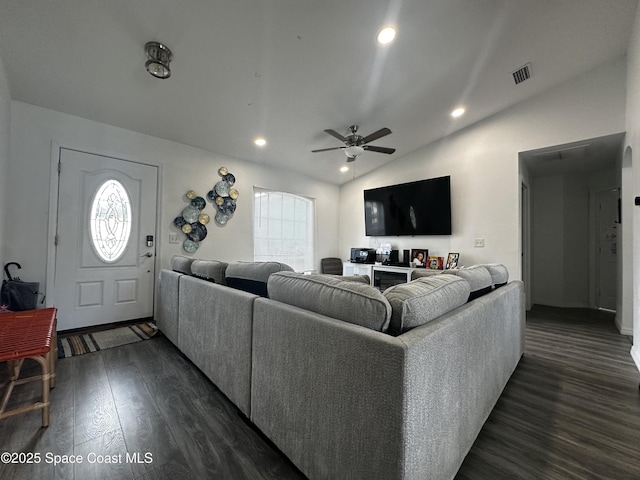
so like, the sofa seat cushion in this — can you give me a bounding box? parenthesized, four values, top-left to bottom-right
(445, 265, 493, 301)
(226, 261, 294, 297)
(171, 255, 195, 274)
(191, 259, 228, 285)
(383, 275, 470, 335)
(484, 263, 509, 288)
(267, 272, 392, 332)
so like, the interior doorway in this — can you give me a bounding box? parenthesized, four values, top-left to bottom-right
(519, 133, 624, 312)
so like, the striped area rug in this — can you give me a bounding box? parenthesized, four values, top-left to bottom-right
(58, 322, 158, 358)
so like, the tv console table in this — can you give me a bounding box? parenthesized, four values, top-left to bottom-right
(343, 262, 438, 290)
(370, 265, 417, 290)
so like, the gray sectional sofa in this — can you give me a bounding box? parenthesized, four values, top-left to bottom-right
(157, 256, 525, 480)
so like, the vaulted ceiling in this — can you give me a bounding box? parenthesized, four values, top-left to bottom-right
(0, 0, 637, 184)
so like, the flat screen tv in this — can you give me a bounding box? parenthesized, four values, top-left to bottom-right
(364, 176, 452, 236)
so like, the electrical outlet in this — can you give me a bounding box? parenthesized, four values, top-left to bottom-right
(169, 233, 180, 244)
(474, 238, 485, 248)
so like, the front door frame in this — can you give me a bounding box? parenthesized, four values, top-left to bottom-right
(45, 142, 163, 318)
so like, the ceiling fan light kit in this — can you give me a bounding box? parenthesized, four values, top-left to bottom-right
(312, 124, 395, 163)
(344, 145, 364, 157)
(145, 41, 173, 79)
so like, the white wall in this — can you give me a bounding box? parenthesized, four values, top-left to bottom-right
(620, 147, 634, 336)
(7, 101, 340, 300)
(339, 57, 627, 280)
(531, 168, 617, 309)
(0, 54, 10, 271)
(626, 6, 640, 371)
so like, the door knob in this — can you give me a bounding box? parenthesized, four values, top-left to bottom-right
(141, 252, 153, 258)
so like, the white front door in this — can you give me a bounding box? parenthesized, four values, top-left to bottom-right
(596, 188, 619, 311)
(53, 148, 158, 331)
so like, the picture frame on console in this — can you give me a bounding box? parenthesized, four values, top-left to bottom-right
(410, 249, 428, 268)
(428, 256, 444, 269)
(446, 252, 460, 269)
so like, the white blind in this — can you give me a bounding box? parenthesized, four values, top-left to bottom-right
(253, 187, 315, 272)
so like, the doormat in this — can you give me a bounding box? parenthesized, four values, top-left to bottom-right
(57, 322, 158, 358)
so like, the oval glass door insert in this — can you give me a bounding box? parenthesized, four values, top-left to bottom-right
(89, 179, 132, 262)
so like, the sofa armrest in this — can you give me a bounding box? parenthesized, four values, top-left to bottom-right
(396, 280, 525, 479)
(156, 269, 183, 345)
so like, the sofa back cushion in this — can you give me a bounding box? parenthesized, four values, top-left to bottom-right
(339, 275, 370, 285)
(444, 265, 493, 301)
(410, 269, 443, 281)
(383, 275, 470, 335)
(267, 272, 392, 332)
(226, 261, 294, 297)
(171, 255, 195, 274)
(484, 263, 509, 288)
(191, 259, 228, 285)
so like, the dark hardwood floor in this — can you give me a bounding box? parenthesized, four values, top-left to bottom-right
(0, 332, 306, 479)
(457, 305, 640, 480)
(1, 305, 639, 479)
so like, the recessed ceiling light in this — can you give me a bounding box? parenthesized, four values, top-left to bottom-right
(340, 166, 349, 173)
(451, 107, 466, 118)
(377, 26, 396, 45)
(254, 137, 267, 146)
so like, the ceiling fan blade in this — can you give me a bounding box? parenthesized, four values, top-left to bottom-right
(361, 127, 391, 144)
(346, 156, 357, 162)
(324, 129, 347, 142)
(363, 145, 396, 154)
(311, 146, 344, 153)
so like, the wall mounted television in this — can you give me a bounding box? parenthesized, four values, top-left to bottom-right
(364, 176, 452, 236)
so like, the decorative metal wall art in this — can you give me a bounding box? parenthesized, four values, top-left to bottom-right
(174, 190, 209, 253)
(207, 167, 239, 227)
(173, 167, 238, 253)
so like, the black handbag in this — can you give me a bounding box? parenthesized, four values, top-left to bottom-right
(1, 262, 41, 311)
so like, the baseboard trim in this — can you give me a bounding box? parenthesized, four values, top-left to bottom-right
(615, 316, 633, 336)
(631, 345, 640, 373)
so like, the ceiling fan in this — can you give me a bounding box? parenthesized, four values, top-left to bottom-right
(311, 125, 395, 162)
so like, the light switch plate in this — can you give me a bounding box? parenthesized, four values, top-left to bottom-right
(169, 233, 180, 244)
(474, 238, 485, 248)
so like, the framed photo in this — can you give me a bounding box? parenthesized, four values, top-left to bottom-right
(410, 249, 428, 268)
(446, 252, 460, 269)
(428, 256, 444, 270)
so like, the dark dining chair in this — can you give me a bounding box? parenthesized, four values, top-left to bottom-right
(320, 257, 343, 275)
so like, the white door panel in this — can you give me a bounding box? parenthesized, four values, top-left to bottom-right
(54, 148, 158, 331)
(596, 188, 618, 311)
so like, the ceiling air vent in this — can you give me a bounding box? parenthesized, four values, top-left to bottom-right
(512, 63, 531, 85)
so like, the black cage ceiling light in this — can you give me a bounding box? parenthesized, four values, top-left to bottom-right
(145, 41, 173, 79)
